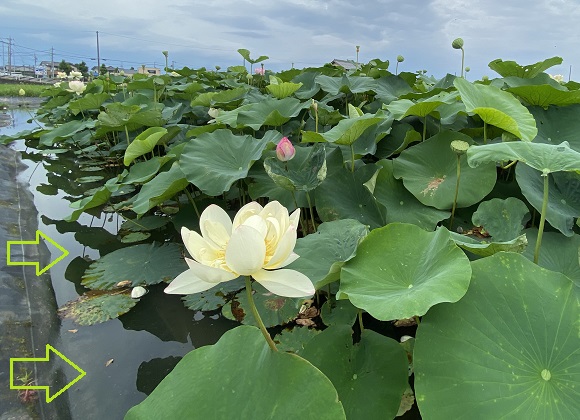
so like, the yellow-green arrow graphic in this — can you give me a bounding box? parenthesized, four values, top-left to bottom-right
(6, 230, 69, 275)
(10, 344, 86, 403)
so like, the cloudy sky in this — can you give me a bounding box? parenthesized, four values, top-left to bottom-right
(1, 0, 578, 80)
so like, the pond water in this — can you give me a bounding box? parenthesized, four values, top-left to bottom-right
(1, 108, 239, 419)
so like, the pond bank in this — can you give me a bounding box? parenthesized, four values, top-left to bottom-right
(0, 144, 69, 419)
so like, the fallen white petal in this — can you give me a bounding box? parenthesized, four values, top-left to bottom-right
(225, 225, 266, 275)
(252, 268, 315, 298)
(131, 286, 147, 298)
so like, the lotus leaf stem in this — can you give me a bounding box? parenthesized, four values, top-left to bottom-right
(533, 174, 550, 264)
(305, 191, 317, 232)
(184, 189, 200, 219)
(449, 154, 462, 229)
(350, 145, 355, 173)
(423, 116, 427, 141)
(290, 190, 308, 235)
(246, 276, 278, 352)
(483, 121, 487, 144)
(124, 126, 130, 146)
(358, 309, 364, 331)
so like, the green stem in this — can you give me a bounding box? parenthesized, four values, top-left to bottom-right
(184, 188, 201, 219)
(291, 190, 307, 235)
(460, 48, 465, 78)
(533, 174, 550, 264)
(358, 309, 364, 332)
(350, 144, 355, 173)
(414, 316, 421, 325)
(449, 155, 461, 230)
(423, 116, 427, 141)
(246, 277, 278, 352)
(483, 121, 488, 144)
(315, 110, 319, 134)
(305, 191, 317, 233)
(124, 125, 130, 147)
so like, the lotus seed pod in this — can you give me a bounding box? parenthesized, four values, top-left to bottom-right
(162, 50, 168, 58)
(465, 67, 471, 72)
(397, 55, 405, 63)
(450, 140, 470, 155)
(482, 75, 489, 81)
(311, 99, 318, 112)
(452, 38, 464, 49)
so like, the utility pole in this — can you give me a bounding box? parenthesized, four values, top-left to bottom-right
(7, 37, 12, 75)
(34, 53, 37, 77)
(96, 31, 100, 74)
(51, 47, 54, 78)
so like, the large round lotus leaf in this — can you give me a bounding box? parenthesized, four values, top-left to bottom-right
(340, 223, 472, 320)
(315, 149, 386, 229)
(370, 159, 449, 230)
(58, 290, 138, 325)
(274, 326, 321, 355)
(472, 197, 530, 241)
(522, 228, 580, 284)
(516, 163, 580, 236)
(529, 104, 580, 152)
(393, 131, 497, 210)
(447, 229, 528, 257)
(301, 325, 409, 420)
(81, 243, 187, 290)
(263, 143, 326, 192)
(180, 129, 274, 196)
(414, 252, 580, 419)
(286, 219, 369, 289)
(467, 140, 580, 175)
(125, 326, 346, 420)
(508, 84, 580, 108)
(222, 283, 306, 328)
(182, 277, 245, 312)
(488, 56, 563, 78)
(453, 77, 538, 141)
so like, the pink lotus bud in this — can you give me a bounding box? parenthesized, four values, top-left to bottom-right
(276, 137, 295, 161)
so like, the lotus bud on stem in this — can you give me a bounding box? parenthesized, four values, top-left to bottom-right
(396, 55, 404, 75)
(452, 37, 465, 78)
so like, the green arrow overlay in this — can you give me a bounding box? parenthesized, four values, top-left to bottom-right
(10, 344, 86, 403)
(6, 230, 69, 275)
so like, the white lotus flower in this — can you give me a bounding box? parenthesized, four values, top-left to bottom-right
(66, 80, 86, 95)
(131, 286, 147, 298)
(70, 71, 83, 79)
(165, 201, 315, 298)
(549, 74, 565, 83)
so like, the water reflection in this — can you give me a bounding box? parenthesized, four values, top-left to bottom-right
(2, 109, 241, 419)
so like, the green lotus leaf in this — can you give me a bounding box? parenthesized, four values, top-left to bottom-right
(340, 223, 472, 320)
(293, 71, 322, 99)
(125, 326, 346, 420)
(58, 290, 138, 326)
(131, 162, 189, 216)
(446, 230, 528, 257)
(516, 163, 580, 237)
(65, 174, 124, 221)
(247, 161, 308, 211)
(237, 48, 268, 64)
(97, 102, 141, 127)
(386, 91, 457, 119)
(522, 228, 580, 284)
(471, 197, 530, 241)
(315, 149, 386, 229)
(81, 242, 187, 290)
(75, 175, 104, 183)
(375, 122, 421, 158)
(222, 283, 306, 328)
(39, 119, 96, 146)
(286, 219, 369, 289)
(488, 56, 563, 78)
(414, 252, 579, 419)
(315, 74, 376, 95)
(180, 129, 274, 196)
(124, 127, 168, 166)
(274, 326, 321, 355)
(301, 113, 383, 146)
(467, 140, 580, 175)
(68, 92, 110, 115)
(370, 160, 450, 230)
(182, 277, 245, 312)
(119, 232, 150, 243)
(508, 84, 580, 108)
(454, 77, 537, 141)
(374, 75, 414, 103)
(120, 216, 170, 232)
(320, 299, 359, 327)
(301, 325, 409, 420)
(393, 131, 497, 209)
(529, 104, 580, 152)
(263, 143, 326, 192)
(266, 81, 303, 99)
(126, 102, 166, 129)
(236, 97, 310, 130)
(122, 155, 174, 185)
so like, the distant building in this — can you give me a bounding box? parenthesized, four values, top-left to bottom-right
(137, 67, 161, 76)
(330, 59, 358, 70)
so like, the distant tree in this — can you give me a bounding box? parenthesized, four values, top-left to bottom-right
(99, 64, 108, 75)
(76, 61, 89, 77)
(58, 59, 72, 74)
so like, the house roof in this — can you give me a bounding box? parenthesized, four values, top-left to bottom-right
(331, 59, 358, 70)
